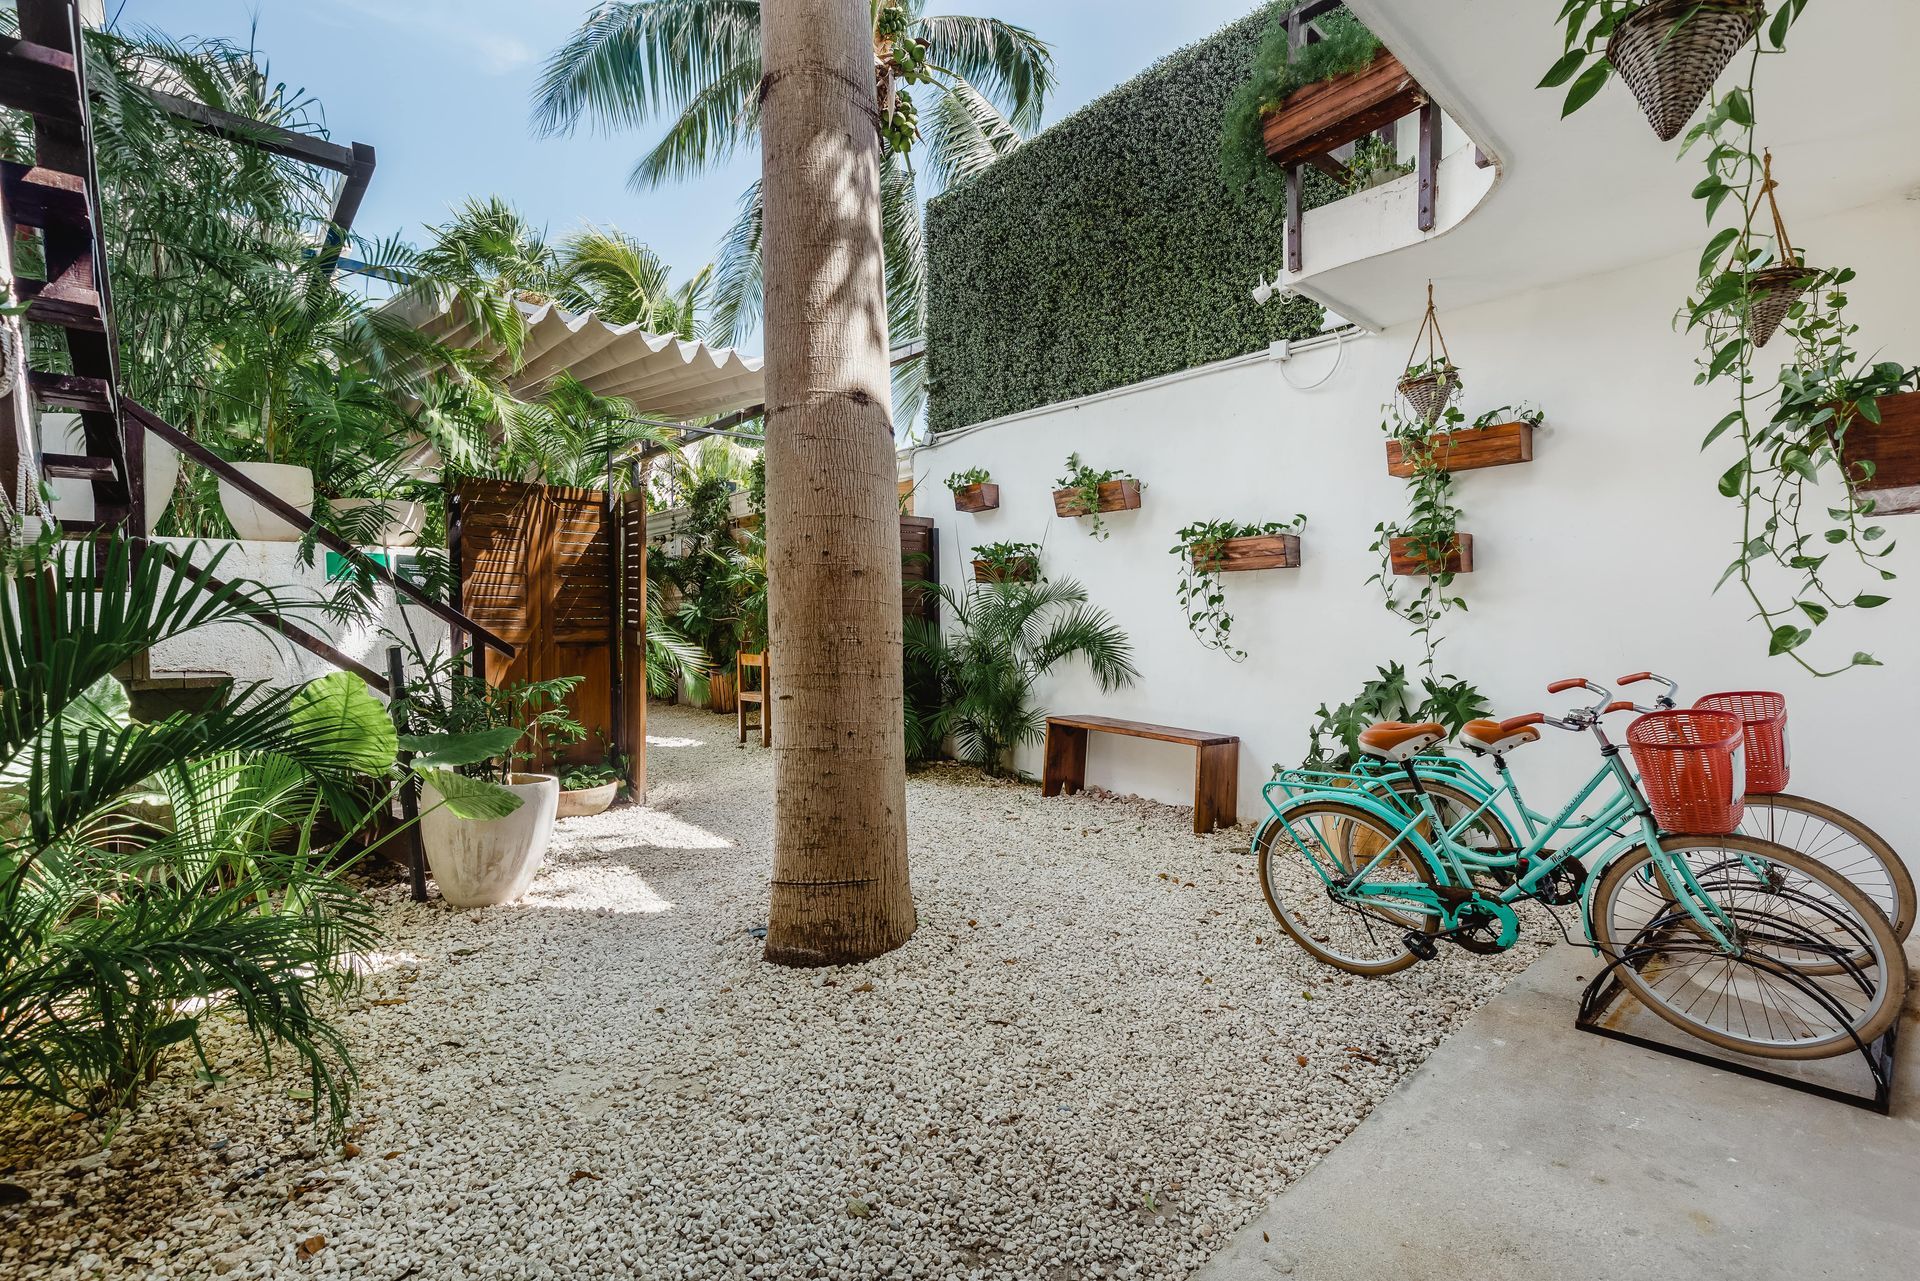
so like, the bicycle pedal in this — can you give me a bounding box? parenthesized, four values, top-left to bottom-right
(1402, 932, 1438, 962)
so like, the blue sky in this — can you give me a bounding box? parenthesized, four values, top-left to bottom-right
(118, 1, 1262, 351)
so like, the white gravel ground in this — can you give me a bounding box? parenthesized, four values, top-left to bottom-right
(1, 703, 1552, 1281)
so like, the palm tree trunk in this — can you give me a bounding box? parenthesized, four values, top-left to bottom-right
(759, 0, 916, 966)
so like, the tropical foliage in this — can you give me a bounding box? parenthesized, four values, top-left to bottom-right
(927, 7, 1328, 431)
(1219, 1, 1381, 207)
(531, 0, 1058, 421)
(0, 542, 427, 1126)
(1298, 662, 1490, 771)
(904, 577, 1137, 775)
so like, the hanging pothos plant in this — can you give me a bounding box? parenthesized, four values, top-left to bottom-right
(1371, 395, 1469, 677)
(1171, 516, 1306, 662)
(1547, 0, 1917, 673)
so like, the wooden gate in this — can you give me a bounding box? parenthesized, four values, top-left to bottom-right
(453, 479, 630, 774)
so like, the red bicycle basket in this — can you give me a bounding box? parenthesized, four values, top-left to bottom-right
(1693, 691, 1789, 794)
(1627, 710, 1746, 834)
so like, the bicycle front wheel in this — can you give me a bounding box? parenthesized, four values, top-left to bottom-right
(1589, 836, 1906, 1060)
(1737, 792, 1914, 942)
(1255, 801, 1438, 976)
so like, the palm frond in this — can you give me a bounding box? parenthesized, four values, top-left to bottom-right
(914, 14, 1055, 134)
(530, 0, 763, 144)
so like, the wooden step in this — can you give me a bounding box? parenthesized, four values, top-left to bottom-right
(42, 451, 119, 482)
(0, 160, 88, 229)
(15, 277, 103, 331)
(0, 35, 81, 123)
(27, 370, 112, 412)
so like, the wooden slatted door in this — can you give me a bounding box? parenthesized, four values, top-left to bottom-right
(455, 479, 619, 771)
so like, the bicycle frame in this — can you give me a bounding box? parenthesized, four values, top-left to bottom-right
(1266, 747, 1743, 953)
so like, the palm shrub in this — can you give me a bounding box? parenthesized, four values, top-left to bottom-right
(904, 577, 1138, 775)
(0, 541, 390, 1124)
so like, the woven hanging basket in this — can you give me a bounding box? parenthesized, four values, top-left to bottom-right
(1606, 0, 1763, 142)
(1744, 263, 1813, 349)
(1398, 366, 1461, 425)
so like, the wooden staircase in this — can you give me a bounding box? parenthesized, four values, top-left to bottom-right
(0, 0, 514, 697)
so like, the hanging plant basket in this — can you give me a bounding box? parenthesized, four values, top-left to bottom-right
(1398, 282, 1463, 425)
(1744, 264, 1814, 348)
(1397, 365, 1462, 424)
(1606, 0, 1763, 142)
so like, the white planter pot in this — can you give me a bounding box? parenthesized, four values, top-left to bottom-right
(331, 498, 426, 547)
(218, 461, 313, 542)
(420, 772, 559, 908)
(555, 781, 619, 818)
(144, 437, 180, 534)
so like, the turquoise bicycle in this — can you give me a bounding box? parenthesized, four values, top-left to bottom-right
(1255, 678, 1908, 1061)
(1268, 673, 1915, 942)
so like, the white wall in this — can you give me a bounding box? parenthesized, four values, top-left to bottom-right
(147, 537, 448, 690)
(910, 194, 1920, 855)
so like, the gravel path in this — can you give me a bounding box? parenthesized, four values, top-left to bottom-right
(2, 704, 1551, 1281)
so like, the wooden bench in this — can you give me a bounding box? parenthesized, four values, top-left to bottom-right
(1041, 714, 1239, 834)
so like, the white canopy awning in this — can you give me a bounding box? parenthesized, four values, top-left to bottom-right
(396, 292, 764, 423)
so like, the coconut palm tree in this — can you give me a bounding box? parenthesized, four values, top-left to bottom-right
(530, 0, 1055, 419)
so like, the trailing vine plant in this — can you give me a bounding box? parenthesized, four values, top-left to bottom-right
(1370, 392, 1470, 680)
(1544, 0, 1917, 673)
(1055, 453, 1139, 540)
(1170, 516, 1306, 662)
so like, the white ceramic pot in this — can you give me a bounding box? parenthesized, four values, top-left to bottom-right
(218, 461, 314, 542)
(144, 437, 180, 534)
(331, 498, 425, 547)
(555, 781, 619, 819)
(420, 772, 559, 908)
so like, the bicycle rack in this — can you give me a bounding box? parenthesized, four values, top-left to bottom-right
(1575, 917, 1902, 1115)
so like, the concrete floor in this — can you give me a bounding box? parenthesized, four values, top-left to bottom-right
(1196, 943, 1920, 1281)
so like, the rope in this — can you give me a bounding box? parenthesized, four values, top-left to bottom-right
(1402, 280, 1453, 371)
(1753, 149, 1798, 267)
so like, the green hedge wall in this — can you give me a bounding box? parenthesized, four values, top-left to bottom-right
(925, 4, 1334, 433)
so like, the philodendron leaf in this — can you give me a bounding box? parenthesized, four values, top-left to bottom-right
(415, 768, 524, 821)
(287, 672, 397, 773)
(399, 727, 523, 770)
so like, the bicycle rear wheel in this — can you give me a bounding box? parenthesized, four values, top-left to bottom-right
(1737, 792, 1914, 941)
(1255, 801, 1439, 976)
(1589, 836, 1905, 1060)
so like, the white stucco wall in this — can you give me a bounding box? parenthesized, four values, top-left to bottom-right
(147, 538, 448, 689)
(910, 194, 1920, 857)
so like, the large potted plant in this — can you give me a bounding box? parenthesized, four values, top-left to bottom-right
(396, 649, 585, 907)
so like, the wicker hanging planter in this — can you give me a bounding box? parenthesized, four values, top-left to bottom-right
(1741, 152, 1815, 350)
(1398, 283, 1462, 425)
(1606, 0, 1763, 142)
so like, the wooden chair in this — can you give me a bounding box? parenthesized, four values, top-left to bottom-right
(737, 651, 770, 746)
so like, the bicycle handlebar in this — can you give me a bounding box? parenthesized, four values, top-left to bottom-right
(1617, 670, 1680, 709)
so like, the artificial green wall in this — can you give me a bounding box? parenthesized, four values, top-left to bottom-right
(925, 4, 1333, 433)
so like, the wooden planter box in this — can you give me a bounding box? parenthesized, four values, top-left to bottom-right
(1191, 533, 1301, 572)
(951, 482, 999, 513)
(1389, 533, 1473, 576)
(1053, 479, 1142, 518)
(1262, 49, 1426, 168)
(1386, 422, 1534, 478)
(1842, 389, 1920, 515)
(972, 556, 1038, 584)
